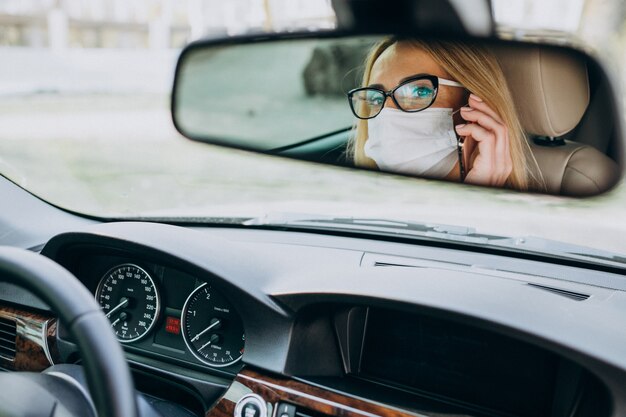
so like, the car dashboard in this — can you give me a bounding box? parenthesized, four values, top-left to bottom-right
(0, 221, 625, 417)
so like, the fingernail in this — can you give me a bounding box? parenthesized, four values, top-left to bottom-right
(461, 106, 473, 111)
(455, 124, 466, 130)
(470, 94, 483, 102)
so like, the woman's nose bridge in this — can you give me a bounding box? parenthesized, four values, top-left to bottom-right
(384, 94, 398, 109)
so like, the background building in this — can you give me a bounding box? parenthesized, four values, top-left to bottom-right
(0, 0, 335, 49)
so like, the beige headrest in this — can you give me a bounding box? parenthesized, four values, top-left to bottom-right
(493, 45, 590, 137)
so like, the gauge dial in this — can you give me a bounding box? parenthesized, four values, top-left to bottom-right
(96, 264, 160, 343)
(181, 283, 245, 367)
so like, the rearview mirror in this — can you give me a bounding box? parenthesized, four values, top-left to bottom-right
(171, 32, 623, 197)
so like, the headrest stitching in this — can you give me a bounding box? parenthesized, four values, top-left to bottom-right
(564, 165, 602, 192)
(537, 48, 557, 137)
(561, 145, 590, 191)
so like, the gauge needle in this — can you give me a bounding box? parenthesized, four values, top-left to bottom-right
(198, 334, 220, 352)
(110, 312, 127, 328)
(198, 339, 213, 352)
(105, 297, 129, 318)
(191, 319, 221, 342)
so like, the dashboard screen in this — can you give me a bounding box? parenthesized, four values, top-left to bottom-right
(359, 308, 559, 417)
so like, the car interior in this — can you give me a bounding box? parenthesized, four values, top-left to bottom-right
(1, 205, 625, 417)
(1, 1, 626, 417)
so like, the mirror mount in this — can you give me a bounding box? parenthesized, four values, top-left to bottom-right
(332, 0, 494, 37)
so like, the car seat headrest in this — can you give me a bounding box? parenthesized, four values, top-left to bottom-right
(493, 45, 590, 137)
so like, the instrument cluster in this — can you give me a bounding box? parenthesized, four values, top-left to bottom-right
(89, 258, 245, 370)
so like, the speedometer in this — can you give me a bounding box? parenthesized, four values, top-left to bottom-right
(181, 283, 245, 367)
(96, 264, 160, 343)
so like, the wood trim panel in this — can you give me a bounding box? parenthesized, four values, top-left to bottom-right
(0, 304, 59, 371)
(208, 368, 424, 417)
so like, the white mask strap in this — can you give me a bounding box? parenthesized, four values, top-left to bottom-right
(439, 77, 464, 88)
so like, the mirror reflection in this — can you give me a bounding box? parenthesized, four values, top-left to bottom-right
(174, 36, 621, 197)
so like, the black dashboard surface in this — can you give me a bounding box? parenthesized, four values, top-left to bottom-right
(2, 221, 626, 416)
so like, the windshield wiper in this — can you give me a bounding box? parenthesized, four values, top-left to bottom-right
(244, 213, 626, 268)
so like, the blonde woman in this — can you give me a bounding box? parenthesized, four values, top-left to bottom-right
(347, 38, 544, 191)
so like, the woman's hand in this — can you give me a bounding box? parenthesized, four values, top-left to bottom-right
(454, 94, 512, 187)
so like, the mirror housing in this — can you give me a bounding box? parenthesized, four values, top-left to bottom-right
(171, 27, 623, 197)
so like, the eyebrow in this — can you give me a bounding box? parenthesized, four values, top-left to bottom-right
(367, 73, 434, 91)
(367, 83, 385, 90)
(399, 74, 429, 85)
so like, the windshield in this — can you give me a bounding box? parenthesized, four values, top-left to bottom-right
(0, 0, 625, 257)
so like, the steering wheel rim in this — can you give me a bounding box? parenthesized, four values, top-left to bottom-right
(0, 246, 138, 417)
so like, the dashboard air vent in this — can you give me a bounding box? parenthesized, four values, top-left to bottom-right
(0, 316, 17, 360)
(362, 253, 466, 269)
(527, 283, 590, 301)
(373, 261, 423, 268)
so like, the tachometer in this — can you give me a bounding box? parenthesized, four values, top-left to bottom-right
(96, 264, 160, 343)
(181, 283, 245, 367)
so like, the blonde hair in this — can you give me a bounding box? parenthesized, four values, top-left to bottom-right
(348, 38, 545, 192)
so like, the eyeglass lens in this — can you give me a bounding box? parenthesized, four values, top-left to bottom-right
(350, 78, 437, 119)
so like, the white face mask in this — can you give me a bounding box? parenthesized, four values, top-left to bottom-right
(364, 107, 459, 178)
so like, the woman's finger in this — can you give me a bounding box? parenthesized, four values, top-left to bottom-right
(460, 107, 511, 181)
(460, 107, 506, 137)
(468, 94, 503, 123)
(456, 100, 513, 187)
(455, 123, 496, 173)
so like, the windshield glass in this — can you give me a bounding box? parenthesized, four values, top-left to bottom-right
(0, 0, 625, 256)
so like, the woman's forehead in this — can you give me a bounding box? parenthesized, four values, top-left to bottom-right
(369, 42, 451, 88)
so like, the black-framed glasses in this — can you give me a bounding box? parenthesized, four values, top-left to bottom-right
(347, 74, 464, 120)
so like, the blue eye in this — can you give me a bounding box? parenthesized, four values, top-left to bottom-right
(365, 91, 385, 105)
(412, 86, 433, 98)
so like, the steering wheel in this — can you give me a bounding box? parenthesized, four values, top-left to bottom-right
(0, 246, 138, 417)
